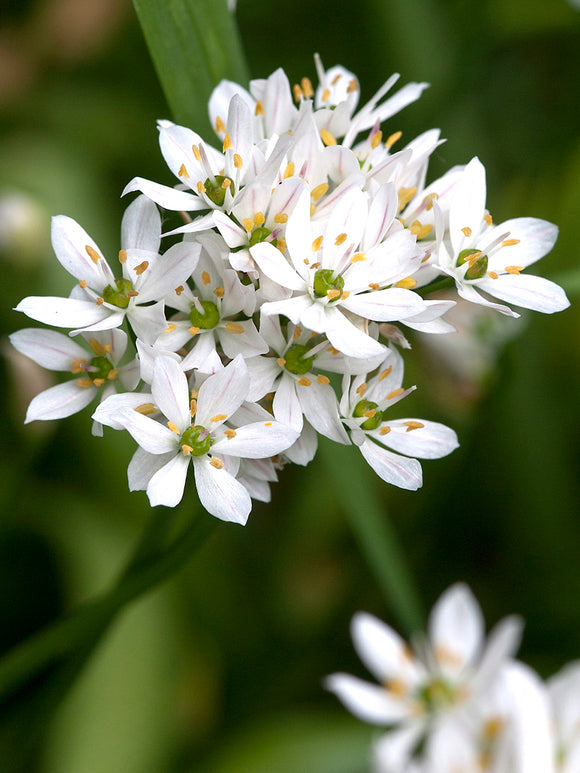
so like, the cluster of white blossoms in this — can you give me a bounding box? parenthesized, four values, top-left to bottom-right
(326, 584, 580, 773)
(10, 56, 569, 523)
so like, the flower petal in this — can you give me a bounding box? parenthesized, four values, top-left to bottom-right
(359, 437, 422, 490)
(25, 381, 95, 422)
(324, 674, 409, 725)
(192, 456, 251, 524)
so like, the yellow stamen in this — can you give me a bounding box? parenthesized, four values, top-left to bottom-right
(423, 192, 437, 211)
(274, 212, 288, 223)
(368, 282, 380, 291)
(197, 181, 206, 194)
(254, 100, 264, 116)
(118, 249, 127, 264)
(371, 130, 383, 149)
(106, 369, 117, 381)
(264, 421, 273, 427)
(502, 238, 520, 247)
(134, 260, 149, 275)
(210, 457, 224, 469)
(312, 235, 324, 252)
(181, 444, 193, 456)
(192, 144, 202, 161)
(317, 374, 330, 385)
(505, 265, 523, 275)
(311, 183, 329, 202)
(326, 289, 341, 299)
(135, 403, 156, 415)
(225, 322, 244, 334)
(385, 130, 402, 148)
(409, 221, 432, 239)
(341, 291, 350, 300)
(404, 421, 424, 432)
(222, 178, 231, 189)
(213, 286, 225, 298)
(363, 409, 376, 418)
(224, 429, 237, 439)
(92, 378, 105, 387)
(85, 245, 101, 264)
(397, 186, 417, 211)
(301, 77, 314, 97)
(320, 128, 337, 146)
(380, 426, 392, 435)
(331, 73, 341, 86)
(96, 297, 104, 305)
(356, 382, 367, 397)
(276, 357, 286, 368)
(321, 88, 330, 102)
(387, 388, 405, 400)
(76, 378, 93, 388)
(127, 290, 139, 298)
(283, 162, 295, 179)
(175, 285, 184, 296)
(488, 271, 498, 280)
(178, 163, 189, 178)
(201, 271, 211, 285)
(215, 116, 226, 134)
(190, 399, 197, 416)
(461, 226, 472, 237)
(293, 326, 302, 340)
(277, 237, 287, 251)
(164, 323, 177, 333)
(242, 217, 254, 232)
(395, 277, 418, 290)
(88, 338, 104, 354)
(79, 279, 88, 289)
(297, 376, 312, 386)
(167, 421, 180, 434)
(310, 261, 321, 269)
(484, 213, 493, 226)
(379, 366, 392, 381)
(350, 252, 366, 263)
(222, 133, 233, 152)
(327, 346, 340, 355)
(310, 203, 316, 216)
(346, 79, 358, 93)
(292, 84, 304, 102)
(334, 232, 347, 246)
(233, 153, 243, 169)
(254, 211, 265, 227)
(211, 414, 227, 423)
(70, 358, 87, 373)
(188, 326, 200, 336)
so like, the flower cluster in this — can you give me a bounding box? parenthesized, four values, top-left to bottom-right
(10, 57, 569, 523)
(326, 584, 580, 773)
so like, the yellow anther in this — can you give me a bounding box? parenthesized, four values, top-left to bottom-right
(350, 252, 366, 263)
(135, 403, 156, 415)
(190, 398, 197, 416)
(79, 279, 88, 289)
(488, 271, 498, 280)
(277, 357, 286, 367)
(423, 192, 438, 211)
(312, 235, 324, 252)
(215, 116, 226, 134)
(502, 238, 520, 247)
(222, 133, 233, 152)
(225, 322, 244, 334)
(201, 271, 211, 285)
(178, 163, 189, 178)
(85, 245, 101, 264)
(326, 289, 341, 299)
(321, 88, 330, 102)
(213, 286, 225, 298)
(385, 678, 407, 697)
(242, 217, 254, 233)
(368, 282, 380, 291)
(76, 377, 93, 388)
(106, 368, 117, 380)
(118, 249, 127, 264)
(92, 378, 105, 387)
(404, 421, 424, 432)
(127, 290, 139, 298)
(297, 376, 312, 386)
(301, 77, 314, 97)
(264, 421, 273, 427)
(96, 297, 104, 305)
(102, 343, 112, 353)
(331, 73, 342, 86)
(363, 409, 377, 418)
(274, 212, 288, 223)
(317, 374, 330, 385)
(181, 444, 193, 456)
(293, 326, 302, 340)
(221, 178, 231, 189)
(335, 232, 347, 246)
(88, 338, 104, 355)
(70, 358, 87, 373)
(254, 100, 264, 116)
(484, 213, 493, 226)
(311, 183, 329, 202)
(387, 388, 405, 400)
(254, 211, 265, 227)
(327, 346, 340, 355)
(466, 251, 482, 264)
(164, 323, 177, 333)
(134, 260, 149, 276)
(277, 237, 287, 250)
(356, 382, 367, 397)
(310, 203, 316, 216)
(211, 414, 227, 423)
(224, 428, 237, 439)
(210, 457, 224, 469)
(379, 426, 392, 435)
(461, 226, 472, 237)
(233, 153, 243, 168)
(385, 130, 402, 148)
(192, 144, 202, 161)
(292, 83, 304, 102)
(167, 421, 180, 434)
(395, 277, 418, 290)
(283, 161, 295, 179)
(188, 326, 200, 336)
(379, 366, 393, 381)
(175, 285, 184, 296)
(320, 129, 337, 146)
(397, 186, 417, 211)
(310, 261, 321, 269)
(346, 79, 358, 93)
(505, 265, 523, 275)
(409, 221, 433, 240)
(371, 130, 383, 149)
(197, 181, 206, 194)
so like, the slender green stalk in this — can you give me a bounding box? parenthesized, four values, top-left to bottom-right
(319, 438, 424, 635)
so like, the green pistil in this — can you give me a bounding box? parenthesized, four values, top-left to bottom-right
(417, 678, 456, 712)
(284, 344, 314, 375)
(103, 277, 134, 309)
(181, 425, 211, 456)
(313, 268, 345, 299)
(89, 355, 114, 383)
(353, 399, 382, 430)
(249, 226, 277, 248)
(203, 176, 232, 207)
(189, 300, 220, 329)
(457, 248, 488, 280)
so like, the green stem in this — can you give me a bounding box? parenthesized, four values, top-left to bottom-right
(319, 439, 424, 635)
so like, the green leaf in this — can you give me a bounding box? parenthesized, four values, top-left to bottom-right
(132, 0, 250, 138)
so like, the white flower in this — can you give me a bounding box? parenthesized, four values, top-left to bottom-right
(14, 196, 200, 343)
(93, 355, 299, 521)
(325, 584, 523, 751)
(548, 661, 580, 772)
(432, 157, 569, 316)
(9, 327, 138, 433)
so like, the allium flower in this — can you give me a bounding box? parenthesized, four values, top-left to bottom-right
(548, 662, 580, 772)
(325, 584, 522, 755)
(93, 355, 298, 521)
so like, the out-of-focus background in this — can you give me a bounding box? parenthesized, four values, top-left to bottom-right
(1, 0, 579, 771)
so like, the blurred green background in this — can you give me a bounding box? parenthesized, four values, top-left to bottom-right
(1, 0, 579, 771)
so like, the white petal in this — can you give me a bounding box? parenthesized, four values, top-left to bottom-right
(372, 419, 459, 460)
(250, 241, 306, 291)
(479, 273, 570, 314)
(10, 328, 87, 370)
(147, 453, 190, 507)
(128, 447, 174, 491)
(216, 320, 268, 359)
(473, 615, 523, 691)
(122, 177, 205, 212)
(51, 215, 114, 292)
(138, 242, 201, 305)
(195, 355, 249, 427)
(93, 391, 155, 430)
(121, 195, 161, 253)
(324, 674, 409, 725)
(283, 420, 318, 465)
(212, 421, 299, 457)
(116, 406, 178, 454)
(272, 373, 303, 433)
(152, 356, 191, 431)
(351, 612, 415, 684)
(192, 456, 251, 524)
(15, 296, 113, 329)
(359, 437, 422, 490)
(25, 381, 95, 422)
(428, 584, 484, 676)
(449, 157, 486, 254)
(297, 380, 349, 444)
(342, 288, 426, 321)
(485, 217, 558, 270)
(325, 307, 387, 359)
(260, 294, 314, 325)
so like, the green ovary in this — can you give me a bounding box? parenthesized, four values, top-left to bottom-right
(89, 356, 115, 382)
(203, 176, 233, 207)
(181, 425, 211, 456)
(456, 248, 488, 280)
(353, 399, 382, 430)
(249, 226, 277, 248)
(102, 277, 134, 308)
(417, 677, 457, 712)
(284, 344, 314, 375)
(313, 268, 345, 299)
(189, 300, 219, 329)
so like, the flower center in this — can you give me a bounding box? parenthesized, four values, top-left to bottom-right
(103, 277, 134, 308)
(417, 677, 457, 712)
(249, 226, 277, 248)
(313, 268, 344, 299)
(353, 399, 382, 430)
(181, 425, 211, 456)
(284, 343, 314, 375)
(203, 175, 233, 207)
(189, 300, 220, 329)
(457, 248, 488, 280)
(89, 355, 115, 384)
